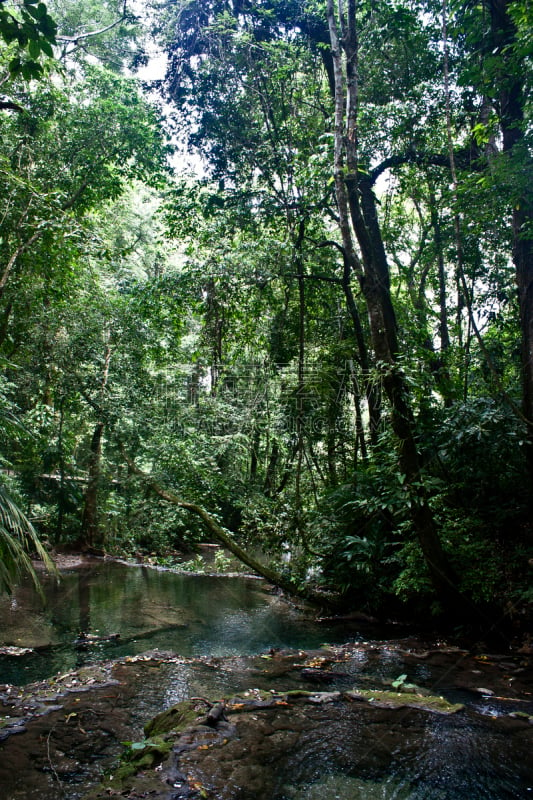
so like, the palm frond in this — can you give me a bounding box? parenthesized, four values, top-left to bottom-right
(0, 484, 58, 596)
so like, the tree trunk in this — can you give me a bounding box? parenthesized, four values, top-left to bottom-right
(81, 421, 105, 552)
(205, 278, 223, 395)
(341, 255, 380, 445)
(488, 0, 533, 486)
(250, 424, 261, 480)
(428, 187, 454, 406)
(263, 439, 279, 497)
(327, 0, 466, 614)
(80, 344, 112, 552)
(348, 359, 368, 466)
(295, 220, 306, 520)
(514, 203, 533, 484)
(0, 302, 12, 347)
(57, 398, 66, 541)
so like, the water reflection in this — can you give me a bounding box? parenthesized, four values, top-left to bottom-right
(0, 561, 352, 684)
(0, 563, 532, 800)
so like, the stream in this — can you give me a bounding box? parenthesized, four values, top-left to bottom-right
(0, 559, 347, 685)
(0, 558, 532, 799)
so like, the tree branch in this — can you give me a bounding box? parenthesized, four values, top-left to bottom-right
(0, 177, 92, 299)
(57, 0, 131, 47)
(0, 100, 24, 113)
(368, 147, 482, 187)
(284, 272, 342, 285)
(0, 230, 41, 299)
(119, 444, 336, 607)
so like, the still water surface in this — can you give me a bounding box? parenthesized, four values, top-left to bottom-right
(0, 560, 348, 684)
(0, 561, 532, 800)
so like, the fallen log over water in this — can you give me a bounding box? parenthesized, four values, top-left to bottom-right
(120, 445, 338, 608)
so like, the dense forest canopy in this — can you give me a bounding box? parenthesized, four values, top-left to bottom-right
(0, 0, 531, 628)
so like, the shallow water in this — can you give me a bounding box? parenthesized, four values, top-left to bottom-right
(171, 679, 533, 800)
(0, 561, 353, 684)
(0, 561, 532, 800)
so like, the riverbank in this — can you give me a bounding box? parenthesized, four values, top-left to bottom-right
(1, 554, 532, 798)
(1, 639, 532, 799)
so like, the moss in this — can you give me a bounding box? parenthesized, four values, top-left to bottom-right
(85, 700, 208, 797)
(83, 763, 137, 798)
(346, 689, 464, 714)
(111, 761, 137, 783)
(144, 700, 205, 737)
(87, 735, 174, 796)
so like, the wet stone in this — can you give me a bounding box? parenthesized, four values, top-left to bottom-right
(0, 605, 532, 800)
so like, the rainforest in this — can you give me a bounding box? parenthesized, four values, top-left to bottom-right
(1, 1, 533, 798)
(1, 0, 532, 643)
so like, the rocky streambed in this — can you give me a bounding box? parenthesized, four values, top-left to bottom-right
(1, 639, 532, 800)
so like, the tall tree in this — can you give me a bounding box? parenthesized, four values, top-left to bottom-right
(467, 0, 532, 483)
(325, 0, 465, 611)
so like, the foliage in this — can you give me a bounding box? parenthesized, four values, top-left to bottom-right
(0, 481, 57, 593)
(49, 0, 143, 72)
(0, 0, 531, 628)
(0, 371, 58, 592)
(0, 0, 56, 81)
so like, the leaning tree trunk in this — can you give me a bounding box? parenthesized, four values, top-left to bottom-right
(120, 446, 336, 607)
(326, 0, 466, 615)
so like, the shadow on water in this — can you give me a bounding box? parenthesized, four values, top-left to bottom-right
(0, 561, 532, 800)
(0, 561, 355, 684)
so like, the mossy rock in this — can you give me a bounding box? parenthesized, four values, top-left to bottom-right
(346, 689, 464, 714)
(144, 699, 206, 737)
(123, 735, 173, 768)
(85, 700, 210, 797)
(85, 735, 174, 797)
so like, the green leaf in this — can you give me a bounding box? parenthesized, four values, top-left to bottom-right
(25, 6, 42, 20)
(8, 56, 22, 74)
(130, 741, 147, 751)
(391, 673, 408, 688)
(28, 38, 41, 59)
(40, 39, 54, 57)
(21, 60, 42, 80)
